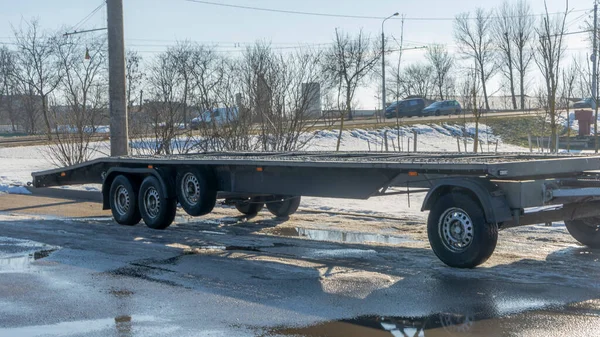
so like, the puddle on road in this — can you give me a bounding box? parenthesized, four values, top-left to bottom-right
(0, 248, 57, 272)
(263, 306, 600, 337)
(0, 237, 59, 272)
(271, 227, 416, 245)
(263, 313, 473, 337)
(0, 315, 162, 336)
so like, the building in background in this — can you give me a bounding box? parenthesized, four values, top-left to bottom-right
(301, 82, 321, 118)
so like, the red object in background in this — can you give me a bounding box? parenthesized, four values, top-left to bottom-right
(575, 110, 594, 136)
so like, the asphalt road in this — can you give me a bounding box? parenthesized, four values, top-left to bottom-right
(0, 110, 537, 148)
(0, 192, 599, 336)
(310, 110, 537, 129)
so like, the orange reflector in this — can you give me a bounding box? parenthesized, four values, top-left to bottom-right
(148, 165, 154, 169)
(256, 167, 263, 172)
(408, 171, 418, 177)
(60, 172, 66, 177)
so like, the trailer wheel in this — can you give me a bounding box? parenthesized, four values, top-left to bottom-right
(266, 196, 301, 217)
(235, 197, 264, 216)
(427, 192, 498, 268)
(564, 217, 600, 248)
(109, 175, 141, 226)
(139, 176, 177, 230)
(176, 169, 216, 216)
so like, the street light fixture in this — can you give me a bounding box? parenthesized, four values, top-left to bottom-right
(382, 12, 399, 117)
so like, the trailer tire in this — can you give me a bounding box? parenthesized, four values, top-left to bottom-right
(267, 196, 301, 217)
(235, 198, 264, 216)
(564, 218, 600, 248)
(139, 176, 177, 230)
(109, 175, 142, 226)
(427, 192, 498, 268)
(176, 169, 216, 216)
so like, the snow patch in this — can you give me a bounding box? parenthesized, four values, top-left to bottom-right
(0, 184, 31, 195)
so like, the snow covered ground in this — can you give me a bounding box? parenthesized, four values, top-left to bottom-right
(0, 123, 527, 218)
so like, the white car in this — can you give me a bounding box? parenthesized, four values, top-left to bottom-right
(190, 107, 239, 130)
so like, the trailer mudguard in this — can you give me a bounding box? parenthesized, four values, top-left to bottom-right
(101, 167, 175, 210)
(421, 177, 512, 224)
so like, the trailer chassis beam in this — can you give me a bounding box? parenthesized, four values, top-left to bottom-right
(501, 200, 600, 229)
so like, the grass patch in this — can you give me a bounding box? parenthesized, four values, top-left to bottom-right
(486, 116, 547, 147)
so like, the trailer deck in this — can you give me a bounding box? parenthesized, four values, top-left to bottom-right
(32, 152, 600, 188)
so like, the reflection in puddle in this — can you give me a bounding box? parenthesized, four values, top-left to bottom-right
(0, 249, 57, 272)
(0, 315, 157, 336)
(273, 227, 415, 245)
(265, 313, 472, 337)
(115, 315, 133, 337)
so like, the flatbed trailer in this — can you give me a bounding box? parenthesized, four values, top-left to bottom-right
(32, 152, 600, 268)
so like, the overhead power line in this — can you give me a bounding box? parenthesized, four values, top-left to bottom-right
(184, 0, 590, 21)
(70, 1, 105, 32)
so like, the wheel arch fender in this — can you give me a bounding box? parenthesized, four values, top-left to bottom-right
(102, 167, 175, 210)
(421, 178, 512, 224)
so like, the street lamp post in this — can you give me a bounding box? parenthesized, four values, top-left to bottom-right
(382, 12, 399, 118)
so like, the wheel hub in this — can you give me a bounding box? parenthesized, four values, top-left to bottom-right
(181, 173, 201, 204)
(113, 185, 130, 215)
(439, 208, 474, 252)
(144, 187, 161, 218)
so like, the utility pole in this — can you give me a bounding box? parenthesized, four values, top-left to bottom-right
(381, 12, 399, 118)
(593, 1, 599, 152)
(139, 89, 144, 112)
(107, 0, 129, 156)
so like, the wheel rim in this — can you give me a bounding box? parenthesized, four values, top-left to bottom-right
(439, 208, 474, 252)
(144, 187, 161, 219)
(180, 173, 201, 205)
(113, 185, 130, 216)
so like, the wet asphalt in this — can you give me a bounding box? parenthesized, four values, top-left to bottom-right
(0, 210, 599, 337)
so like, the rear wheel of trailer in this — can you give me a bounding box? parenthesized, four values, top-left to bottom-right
(266, 196, 301, 218)
(139, 176, 177, 230)
(427, 191, 498, 268)
(109, 175, 142, 226)
(564, 217, 600, 248)
(175, 168, 217, 216)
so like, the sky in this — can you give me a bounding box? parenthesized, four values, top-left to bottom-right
(0, 0, 596, 108)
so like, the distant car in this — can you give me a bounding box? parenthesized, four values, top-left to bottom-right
(190, 107, 239, 130)
(384, 98, 426, 118)
(573, 98, 597, 110)
(422, 100, 462, 116)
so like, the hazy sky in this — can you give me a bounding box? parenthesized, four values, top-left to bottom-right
(0, 0, 595, 107)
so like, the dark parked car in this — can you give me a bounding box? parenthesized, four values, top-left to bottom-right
(385, 98, 426, 118)
(573, 98, 597, 110)
(422, 100, 462, 116)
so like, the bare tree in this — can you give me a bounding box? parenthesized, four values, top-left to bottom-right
(45, 33, 108, 167)
(391, 63, 435, 99)
(0, 46, 19, 132)
(535, 1, 568, 151)
(426, 44, 454, 100)
(12, 19, 64, 137)
(454, 8, 496, 111)
(238, 43, 323, 152)
(511, 0, 535, 110)
(125, 49, 144, 110)
(189, 44, 224, 112)
(561, 62, 577, 151)
(493, 1, 518, 109)
(172, 41, 195, 129)
(323, 29, 381, 151)
(143, 49, 184, 155)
